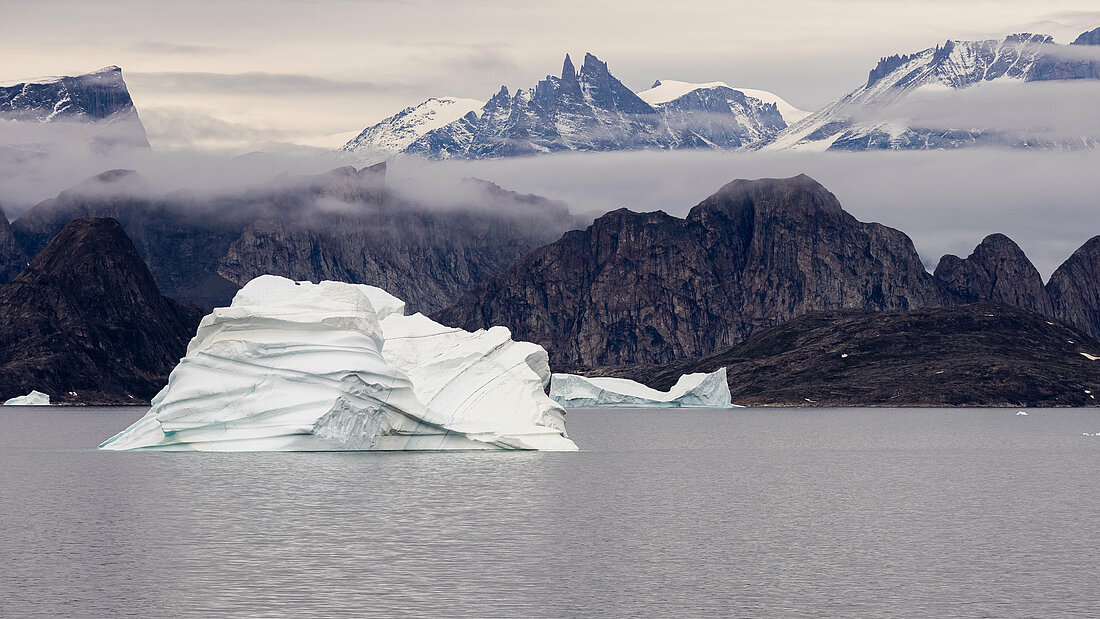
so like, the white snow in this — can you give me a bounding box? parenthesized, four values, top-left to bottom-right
(639, 79, 811, 123)
(3, 390, 50, 406)
(1081, 352, 1100, 361)
(549, 369, 736, 408)
(341, 97, 485, 158)
(99, 275, 576, 451)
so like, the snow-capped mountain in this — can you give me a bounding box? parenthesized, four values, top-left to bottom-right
(339, 96, 484, 160)
(638, 80, 810, 124)
(341, 53, 796, 160)
(0, 66, 149, 149)
(766, 29, 1100, 151)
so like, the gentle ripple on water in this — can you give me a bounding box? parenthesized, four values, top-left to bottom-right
(1, 406, 1099, 617)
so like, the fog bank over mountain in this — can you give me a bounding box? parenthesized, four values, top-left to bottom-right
(384, 149, 1100, 279)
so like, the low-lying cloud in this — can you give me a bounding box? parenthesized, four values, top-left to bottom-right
(384, 148, 1100, 279)
(2, 131, 1099, 282)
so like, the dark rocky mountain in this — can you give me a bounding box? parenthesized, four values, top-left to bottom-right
(933, 233, 1053, 314)
(1047, 236, 1100, 341)
(0, 66, 149, 149)
(768, 30, 1100, 151)
(8, 164, 582, 313)
(1074, 27, 1100, 46)
(0, 218, 202, 404)
(437, 174, 944, 367)
(344, 53, 790, 160)
(598, 303, 1100, 407)
(0, 206, 27, 282)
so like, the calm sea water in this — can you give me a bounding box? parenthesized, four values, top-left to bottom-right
(1, 406, 1099, 618)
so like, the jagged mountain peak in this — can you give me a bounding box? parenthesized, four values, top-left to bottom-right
(766, 30, 1100, 151)
(343, 52, 797, 160)
(562, 54, 577, 81)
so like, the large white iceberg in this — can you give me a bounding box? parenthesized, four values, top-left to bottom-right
(550, 369, 735, 408)
(99, 276, 577, 451)
(3, 390, 50, 406)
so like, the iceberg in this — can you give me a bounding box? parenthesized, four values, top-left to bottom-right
(99, 276, 576, 451)
(3, 390, 50, 406)
(550, 369, 736, 408)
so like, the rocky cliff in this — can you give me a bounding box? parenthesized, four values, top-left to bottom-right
(0, 218, 202, 404)
(10, 165, 581, 312)
(596, 303, 1100, 407)
(0, 66, 149, 149)
(933, 233, 1053, 314)
(0, 207, 27, 282)
(437, 174, 944, 367)
(1047, 236, 1100, 341)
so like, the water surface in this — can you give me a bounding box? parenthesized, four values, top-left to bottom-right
(2, 406, 1098, 617)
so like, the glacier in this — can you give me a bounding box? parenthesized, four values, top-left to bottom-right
(3, 390, 50, 406)
(549, 369, 735, 408)
(99, 275, 577, 451)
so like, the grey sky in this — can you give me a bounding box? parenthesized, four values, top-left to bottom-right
(2, 0, 1099, 151)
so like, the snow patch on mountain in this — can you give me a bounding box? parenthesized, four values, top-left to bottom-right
(765, 31, 1100, 151)
(341, 96, 484, 161)
(640, 79, 810, 123)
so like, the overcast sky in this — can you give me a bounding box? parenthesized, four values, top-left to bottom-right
(2, 0, 1099, 151)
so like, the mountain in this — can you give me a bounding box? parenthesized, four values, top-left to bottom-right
(436, 174, 944, 367)
(0, 206, 27, 282)
(342, 53, 794, 160)
(595, 303, 1100, 407)
(0, 218, 202, 404)
(933, 233, 1053, 314)
(340, 96, 484, 160)
(1047, 236, 1100, 341)
(0, 66, 149, 150)
(767, 30, 1100, 151)
(8, 164, 583, 313)
(637, 79, 810, 125)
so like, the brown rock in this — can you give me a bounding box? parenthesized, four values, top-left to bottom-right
(934, 233, 1053, 314)
(1047, 236, 1100, 340)
(0, 218, 202, 404)
(601, 303, 1100, 407)
(437, 174, 944, 367)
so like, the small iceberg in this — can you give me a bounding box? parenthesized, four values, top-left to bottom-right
(3, 390, 50, 406)
(99, 276, 576, 451)
(1016, 410, 1029, 416)
(550, 369, 736, 408)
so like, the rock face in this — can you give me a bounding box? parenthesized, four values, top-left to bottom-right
(1047, 236, 1100, 341)
(607, 303, 1100, 407)
(9, 165, 581, 313)
(767, 31, 1100, 151)
(933, 233, 1053, 314)
(0, 66, 149, 149)
(0, 218, 202, 404)
(1073, 27, 1100, 46)
(99, 276, 577, 451)
(344, 53, 792, 160)
(550, 369, 733, 408)
(0, 207, 27, 282)
(437, 174, 943, 367)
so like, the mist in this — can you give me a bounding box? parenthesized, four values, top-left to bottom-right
(384, 149, 1100, 279)
(3, 126, 1099, 281)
